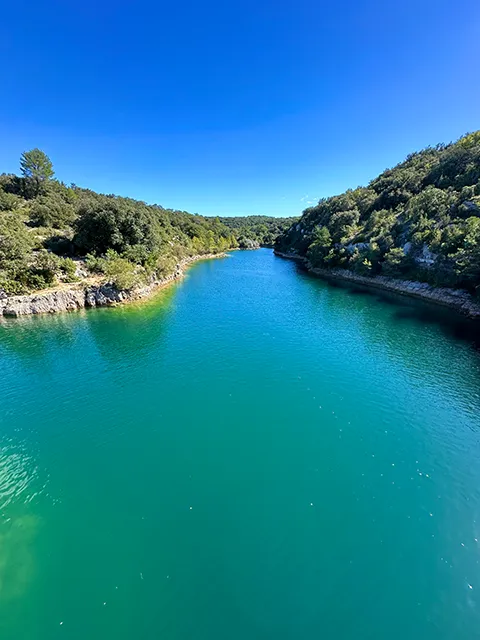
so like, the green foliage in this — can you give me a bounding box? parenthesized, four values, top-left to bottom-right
(276, 131, 480, 292)
(218, 216, 296, 247)
(20, 149, 54, 197)
(382, 247, 409, 276)
(0, 189, 22, 211)
(101, 251, 144, 290)
(29, 193, 76, 228)
(0, 213, 35, 261)
(349, 249, 373, 275)
(306, 226, 332, 267)
(0, 156, 243, 295)
(74, 197, 161, 255)
(30, 250, 61, 286)
(58, 257, 78, 282)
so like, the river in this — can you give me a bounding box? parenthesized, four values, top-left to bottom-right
(1, 248, 480, 639)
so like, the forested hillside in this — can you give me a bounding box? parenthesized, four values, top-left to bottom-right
(0, 150, 240, 295)
(218, 216, 297, 248)
(275, 132, 480, 295)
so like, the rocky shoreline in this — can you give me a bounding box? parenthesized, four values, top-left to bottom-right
(0, 253, 225, 317)
(274, 251, 480, 320)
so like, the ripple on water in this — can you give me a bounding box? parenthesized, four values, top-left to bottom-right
(0, 441, 47, 512)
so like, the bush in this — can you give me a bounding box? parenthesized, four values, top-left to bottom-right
(0, 213, 35, 261)
(306, 226, 332, 267)
(85, 253, 106, 273)
(103, 253, 143, 290)
(154, 253, 177, 278)
(86, 250, 144, 290)
(59, 258, 78, 281)
(381, 248, 409, 276)
(349, 249, 373, 275)
(0, 190, 22, 211)
(73, 197, 162, 255)
(44, 234, 75, 256)
(0, 273, 27, 295)
(29, 193, 76, 228)
(31, 250, 61, 286)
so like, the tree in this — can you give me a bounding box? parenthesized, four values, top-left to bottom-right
(29, 193, 76, 228)
(20, 149, 54, 196)
(0, 213, 35, 261)
(382, 247, 409, 276)
(306, 226, 332, 267)
(73, 196, 163, 255)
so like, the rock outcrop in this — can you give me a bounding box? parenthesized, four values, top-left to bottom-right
(0, 288, 87, 317)
(238, 238, 260, 250)
(0, 253, 222, 317)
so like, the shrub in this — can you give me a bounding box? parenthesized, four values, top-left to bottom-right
(0, 213, 35, 261)
(31, 250, 61, 285)
(59, 258, 78, 281)
(73, 197, 162, 255)
(29, 193, 76, 228)
(44, 235, 75, 256)
(103, 253, 143, 290)
(0, 190, 22, 211)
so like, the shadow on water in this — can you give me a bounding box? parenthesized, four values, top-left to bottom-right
(295, 263, 480, 353)
(287, 258, 480, 408)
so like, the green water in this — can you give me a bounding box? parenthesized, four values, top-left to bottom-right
(1, 248, 480, 640)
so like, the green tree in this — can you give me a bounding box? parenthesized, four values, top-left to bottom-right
(306, 226, 332, 267)
(73, 197, 162, 255)
(29, 193, 76, 228)
(20, 149, 55, 196)
(382, 247, 409, 276)
(0, 213, 35, 261)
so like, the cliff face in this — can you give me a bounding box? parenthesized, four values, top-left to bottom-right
(0, 288, 87, 316)
(0, 254, 216, 317)
(0, 283, 139, 317)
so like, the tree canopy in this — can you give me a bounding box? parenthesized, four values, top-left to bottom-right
(275, 132, 480, 295)
(0, 150, 293, 296)
(20, 149, 55, 196)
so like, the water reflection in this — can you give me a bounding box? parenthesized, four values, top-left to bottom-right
(0, 285, 176, 367)
(293, 262, 480, 351)
(0, 312, 82, 364)
(289, 264, 480, 414)
(83, 286, 175, 364)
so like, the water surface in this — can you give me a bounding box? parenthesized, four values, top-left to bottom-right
(1, 248, 480, 639)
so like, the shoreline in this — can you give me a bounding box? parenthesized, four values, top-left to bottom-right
(0, 252, 227, 318)
(274, 250, 480, 320)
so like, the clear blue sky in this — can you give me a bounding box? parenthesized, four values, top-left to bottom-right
(0, 0, 479, 217)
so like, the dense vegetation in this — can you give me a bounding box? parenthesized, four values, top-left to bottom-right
(218, 216, 297, 248)
(0, 150, 243, 295)
(275, 132, 480, 296)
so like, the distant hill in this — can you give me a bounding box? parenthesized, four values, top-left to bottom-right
(275, 132, 480, 294)
(218, 215, 297, 248)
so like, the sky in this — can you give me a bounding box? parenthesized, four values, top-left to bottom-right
(0, 0, 479, 217)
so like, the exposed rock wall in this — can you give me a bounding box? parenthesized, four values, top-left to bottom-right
(0, 253, 222, 317)
(274, 251, 480, 319)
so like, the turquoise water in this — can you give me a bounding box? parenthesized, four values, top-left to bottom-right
(1, 248, 480, 640)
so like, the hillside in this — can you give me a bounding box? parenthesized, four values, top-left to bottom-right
(218, 215, 297, 248)
(275, 132, 480, 296)
(0, 150, 288, 300)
